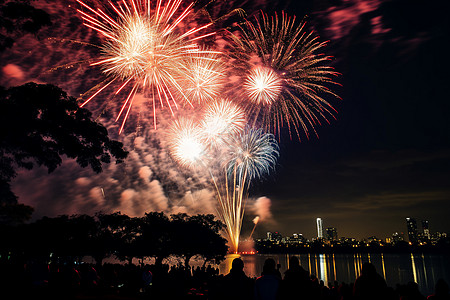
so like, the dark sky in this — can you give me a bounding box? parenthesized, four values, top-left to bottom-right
(250, 0, 450, 240)
(2, 0, 450, 241)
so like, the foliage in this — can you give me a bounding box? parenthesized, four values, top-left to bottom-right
(0, 83, 128, 178)
(0, 200, 32, 226)
(0, 83, 128, 224)
(170, 213, 228, 266)
(0, 212, 229, 266)
(133, 212, 172, 265)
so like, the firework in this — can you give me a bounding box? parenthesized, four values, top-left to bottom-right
(244, 67, 283, 105)
(226, 127, 279, 184)
(228, 11, 340, 139)
(76, 0, 217, 133)
(214, 127, 278, 253)
(200, 99, 246, 148)
(167, 118, 207, 169)
(249, 216, 260, 240)
(181, 51, 227, 105)
(168, 118, 278, 253)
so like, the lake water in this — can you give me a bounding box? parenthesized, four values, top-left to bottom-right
(218, 253, 450, 296)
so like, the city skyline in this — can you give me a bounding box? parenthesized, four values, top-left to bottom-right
(254, 216, 446, 242)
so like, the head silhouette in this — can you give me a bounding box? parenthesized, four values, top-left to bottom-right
(435, 279, 449, 295)
(361, 262, 377, 277)
(263, 258, 276, 274)
(231, 258, 244, 272)
(289, 256, 300, 268)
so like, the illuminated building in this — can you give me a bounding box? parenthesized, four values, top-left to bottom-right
(267, 231, 282, 242)
(317, 218, 323, 239)
(367, 236, 380, 243)
(325, 227, 338, 241)
(272, 232, 282, 242)
(422, 220, 430, 240)
(392, 232, 405, 244)
(406, 217, 418, 243)
(291, 233, 306, 243)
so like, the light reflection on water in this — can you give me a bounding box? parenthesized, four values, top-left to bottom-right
(218, 253, 450, 296)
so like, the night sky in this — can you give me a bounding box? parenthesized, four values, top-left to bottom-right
(254, 0, 450, 240)
(1, 0, 450, 241)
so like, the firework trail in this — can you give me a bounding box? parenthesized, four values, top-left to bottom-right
(167, 108, 278, 253)
(75, 0, 219, 133)
(217, 127, 278, 253)
(227, 11, 340, 140)
(249, 216, 260, 240)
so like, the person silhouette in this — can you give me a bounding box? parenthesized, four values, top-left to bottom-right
(353, 262, 387, 300)
(255, 258, 281, 300)
(224, 258, 254, 300)
(401, 281, 426, 300)
(279, 256, 313, 299)
(428, 279, 450, 300)
(210, 257, 253, 300)
(225, 258, 246, 279)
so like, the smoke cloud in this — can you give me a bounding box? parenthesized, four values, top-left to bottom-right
(11, 112, 219, 220)
(1, 64, 25, 86)
(253, 196, 273, 222)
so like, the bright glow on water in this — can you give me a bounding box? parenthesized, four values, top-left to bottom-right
(218, 253, 450, 296)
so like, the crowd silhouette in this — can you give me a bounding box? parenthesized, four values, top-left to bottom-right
(1, 257, 449, 300)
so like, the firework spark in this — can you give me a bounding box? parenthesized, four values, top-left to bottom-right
(167, 116, 278, 253)
(228, 11, 340, 139)
(226, 127, 279, 183)
(200, 99, 246, 148)
(181, 51, 227, 105)
(167, 118, 207, 169)
(244, 67, 283, 105)
(76, 0, 217, 133)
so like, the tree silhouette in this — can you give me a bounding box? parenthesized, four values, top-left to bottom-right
(189, 214, 229, 265)
(0, 211, 228, 268)
(171, 213, 228, 267)
(0, 193, 32, 225)
(0, 83, 128, 224)
(135, 212, 172, 266)
(22, 214, 97, 263)
(93, 212, 136, 265)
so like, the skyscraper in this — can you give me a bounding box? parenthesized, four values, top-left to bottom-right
(422, 220, 430, 240)
(317, 218, 323, 239)
(326, 227, 338, 241)
(406, 217, 418, 243)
